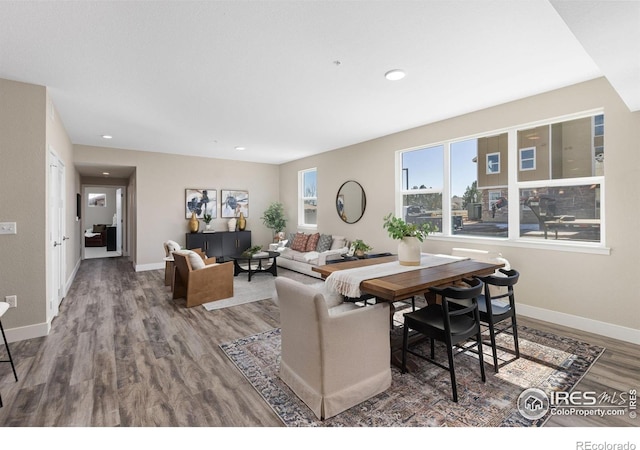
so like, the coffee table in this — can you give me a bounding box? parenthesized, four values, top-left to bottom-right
(230, 251, 280, 281)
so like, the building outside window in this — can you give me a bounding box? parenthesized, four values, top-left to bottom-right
(519, 147, 536, 171)
(486, 153, 501, 174)
(299, 168, 317, 226)
(396, 111, 604, 246)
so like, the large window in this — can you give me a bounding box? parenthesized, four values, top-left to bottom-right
(299, 168, 317, 226)
(397, 111, 605, 246)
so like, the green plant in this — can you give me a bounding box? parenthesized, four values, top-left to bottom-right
(261, 202, 287, 233)
(352, 239, 372, 252)
(382, 213, 438, 242)
(202, 213, 213, 224)
(241, 245, 263, 257)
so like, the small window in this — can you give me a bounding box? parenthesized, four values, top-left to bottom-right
(299, 168, 317, 226)
(486, 153, 500, 174)
(519, 147, 536, 171)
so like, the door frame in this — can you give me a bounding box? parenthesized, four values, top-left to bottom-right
(47, 148, 66, 323)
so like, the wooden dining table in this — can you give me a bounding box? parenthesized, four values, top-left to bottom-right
(312, 255, 504, 304)
(313, 254, 505, 369)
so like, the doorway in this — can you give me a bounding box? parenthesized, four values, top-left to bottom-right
(82, 186, 126, 259)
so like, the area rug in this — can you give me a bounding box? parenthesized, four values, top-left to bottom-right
(220, 325, 604, 427)
(203, 270, 323, 311)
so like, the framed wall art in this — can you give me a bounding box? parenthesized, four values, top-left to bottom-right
(185, 189, 217, 219)
(88, 193, 107, 207)
(221, 189, 249, 218)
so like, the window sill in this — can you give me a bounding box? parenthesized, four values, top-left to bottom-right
(428, 235, 611, 255)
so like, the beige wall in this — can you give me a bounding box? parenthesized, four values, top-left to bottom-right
(3, 75, 638, 343)
(74, 145, 280, 269)
(280, 77, 640, 339)
(0, 79, 77, 335)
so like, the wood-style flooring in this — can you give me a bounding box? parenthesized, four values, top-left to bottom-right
(0, 256, 638, 427)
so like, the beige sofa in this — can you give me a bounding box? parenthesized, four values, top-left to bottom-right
(275, 277, 391, 420)
(276, 232, 349, 278)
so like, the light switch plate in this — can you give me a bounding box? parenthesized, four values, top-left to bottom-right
(0, 222, 17, 234)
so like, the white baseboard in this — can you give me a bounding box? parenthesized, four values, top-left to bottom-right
(4, 321, 50, 344)
(135, 262, 164, 272)
(518, 303, 640, 345)
(65, 258, 81, 297)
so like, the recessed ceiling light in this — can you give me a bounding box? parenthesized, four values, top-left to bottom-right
(102, 172, 110, 176)
(385, 69, 406, 81)
(102, 135, 113, 139)
(235, 146, 246, 151)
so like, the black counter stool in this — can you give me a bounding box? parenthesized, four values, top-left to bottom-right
(0, 302, 18, 407)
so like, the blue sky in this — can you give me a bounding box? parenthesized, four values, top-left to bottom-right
(403, 139, 478, 197)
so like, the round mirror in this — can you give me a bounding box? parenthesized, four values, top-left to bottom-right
(336, 180, 366, 224)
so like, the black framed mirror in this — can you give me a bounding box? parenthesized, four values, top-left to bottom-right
(336, 180, 366, 224)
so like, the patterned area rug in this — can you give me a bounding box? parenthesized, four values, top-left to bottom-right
(220, 322, 604, 427)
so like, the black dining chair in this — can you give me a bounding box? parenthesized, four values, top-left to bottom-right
(401, 278, 486, 402)
(475, 268, 521, 372)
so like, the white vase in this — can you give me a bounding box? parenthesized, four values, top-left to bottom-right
(398, 236, 421, 266)
(227, 218, 237, 232)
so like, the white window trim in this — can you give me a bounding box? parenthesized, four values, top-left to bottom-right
(519, 146, 536, 171)
(486, 152, 501, 174)
(298, 168, 317, 228)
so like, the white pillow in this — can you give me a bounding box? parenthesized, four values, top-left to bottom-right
(330, 236, 346, 250)
(175, 249, 205, 270)
(165, 240, 181, 253)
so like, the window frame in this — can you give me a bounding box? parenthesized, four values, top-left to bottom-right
(395, 109, 608, 254)
(519, 146, 536, 171)
(298, 167, 318, 229)
(486, 152, 501, 175)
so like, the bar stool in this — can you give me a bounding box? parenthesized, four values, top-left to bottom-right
(0, 302, 18, 408)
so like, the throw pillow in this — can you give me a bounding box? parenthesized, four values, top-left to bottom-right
(306, 233, 320, 252)
(188, 251, 206, 270)
(316, 234, 333, 252)
(165, 240, 181, 253)
(290, 233, 310, 252)
(285, 232, 295, 247)
(177, 249, 205, 270)
(330, 235, 347, 250)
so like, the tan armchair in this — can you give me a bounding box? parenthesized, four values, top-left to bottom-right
(172, 250, 234, 307)
(275, 277, 392, 420)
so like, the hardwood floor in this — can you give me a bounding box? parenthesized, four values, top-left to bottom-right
(0, 256, 638, 429)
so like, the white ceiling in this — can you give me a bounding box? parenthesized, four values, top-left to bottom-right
(1, 1, 638, 172)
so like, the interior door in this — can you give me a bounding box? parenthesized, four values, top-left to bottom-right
(47, 149, 66, 321)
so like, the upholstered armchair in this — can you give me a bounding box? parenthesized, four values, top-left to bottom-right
(172, 250, 233, 307)
(275, 277, 392, 420)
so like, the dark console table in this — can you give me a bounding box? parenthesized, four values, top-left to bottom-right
(185, 230, 251, 258)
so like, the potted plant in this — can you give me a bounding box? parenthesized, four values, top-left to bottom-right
(382, 213, 438, 265)
(261, 202, 287, 241)
(241, 245, 264, 258)
(351, 239, 372, 258)
(203, 213, 213, 231)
